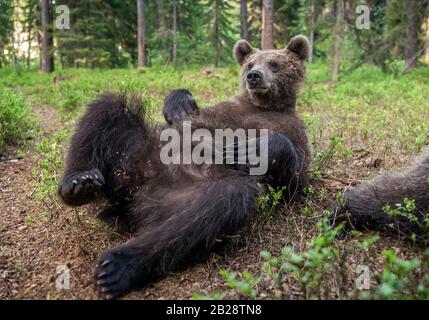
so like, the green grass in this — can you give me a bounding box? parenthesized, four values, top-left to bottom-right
(303, 63, 429, 172)
(0, 66, 239, 121)
(32, 128, 70, 198)
(2, 62, 427, 160)
(1, 62, 428, 299)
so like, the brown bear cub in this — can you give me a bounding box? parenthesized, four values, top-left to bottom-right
(330, 150, 429, 243)
(58, 36, 312, 299)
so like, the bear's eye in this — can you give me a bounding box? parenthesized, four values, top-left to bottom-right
(247, 62, 254, 70)
(269, 61, 279, 71)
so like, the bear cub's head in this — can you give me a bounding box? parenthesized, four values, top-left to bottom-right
(234, 35, 310, 111)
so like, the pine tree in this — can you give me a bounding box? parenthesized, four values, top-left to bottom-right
(40, 0, 54, 73)
(404, 0, 428, 71)
(276, 0, 305, 47)
(207, 0, 236, 66)
(137, 0, 147, 67)
(308, 0, 316, 62)
(247, 0, 262, 46)
(262, 0, 274, 49)
(172, 0, 178, 65)
(241, 0, 249, 40)
(425, 17, 429, 64)
(56, 0, 135, 68)
(332, 0, 344, 82)
(382, 0, 428, 71)
(175, 0, 210, 64)
(16, 0, 40, 69)
(0, 0, 14, 68)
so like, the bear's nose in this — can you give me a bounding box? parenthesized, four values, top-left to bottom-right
(247, 70, 262, 86)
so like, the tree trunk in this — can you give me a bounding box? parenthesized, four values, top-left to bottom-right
(240, 0, 249, 41)
(137, 0, 147, 68)
(213, 0, 220, 67)
(11, 25, 18, 74)
(308, 0, 315, 63)
(261, 0, 274, 49)
(157, 0, 165, 30)
(37, 26, 42, 68)
(426, 17, 429, 64)
(332, 0, 345, 82)
(27, 12, 33, 69)
(172, 0, 177, 65)
(404, 0, 420, 71)
(40, 0, 54, 73)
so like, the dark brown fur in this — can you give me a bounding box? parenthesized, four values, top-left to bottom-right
(330, 150, 429, 243)
(58, 36, 312, 298)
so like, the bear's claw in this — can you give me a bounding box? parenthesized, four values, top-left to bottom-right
(95, 248, 139, 300)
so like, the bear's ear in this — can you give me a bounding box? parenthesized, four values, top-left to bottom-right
(286, 35, 310, 61)
(234, 40, 255, 65)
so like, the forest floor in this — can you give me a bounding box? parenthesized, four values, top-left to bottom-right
(0, 64, 429, 299)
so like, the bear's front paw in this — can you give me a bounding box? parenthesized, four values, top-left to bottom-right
(95, 246, 141, 299)
(163, 89, 199, 125)
(58, 169, 105, 206)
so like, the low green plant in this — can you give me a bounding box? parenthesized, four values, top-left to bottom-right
(193, 269, 259, 300)
(25, 214, 35, 223)
(192, 292, 226, 300)
(209, 218, 344, 300)
(257, 185, 286, 222)
(218, 269, 259, 299)
(0, 89, 33, 153)
(383, 198, 429, 241)
(383, 198, 418, 223)
(376, 250, 424, 299)
(33, 128, 71, 198)
(355, 234, 380, 252)
(277, 218, 343, 299)
(312, 133, 347, 177)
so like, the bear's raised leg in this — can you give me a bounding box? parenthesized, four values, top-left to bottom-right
(95, 175, 260, 299)
(58, 94, 151, 206)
